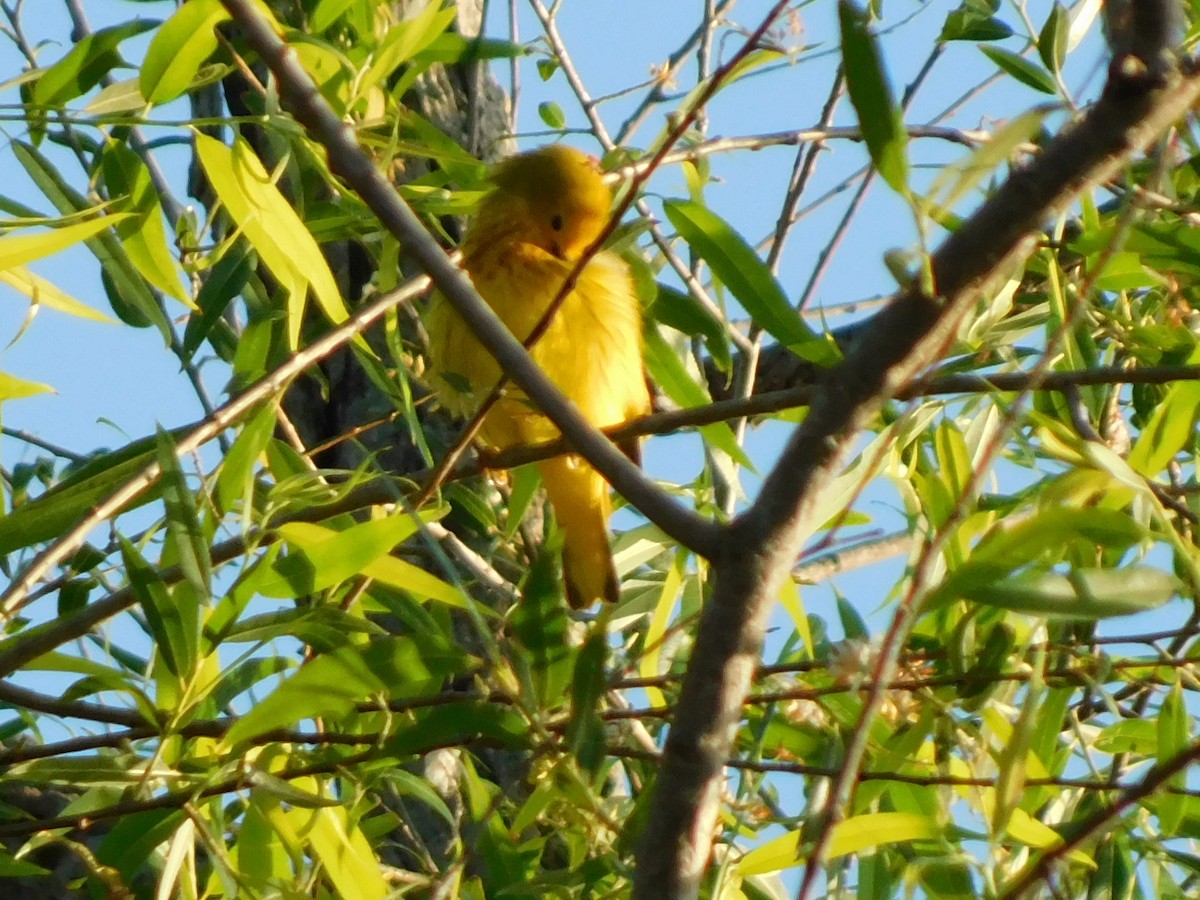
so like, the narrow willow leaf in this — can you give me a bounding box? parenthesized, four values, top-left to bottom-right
(363, 554, 474, 609)
(1037, 3, 1069, 75)
(0, 215, 130, 271)
(119, 535, 196, 679)
(839, 0, 908, 193)
(182, 240, 254, 358)
(737, 812, 942, 875)
(83, 77, 146, 115)
(0, 431, 177, 554)
(957, 567, 1176, 620)
(980, 46, 1057, 94)
(31, 20, 157, 108)
(652, 283, 732, 373)
(216, 401, 276, 517)
(155, 427, 212, 599)
(12, 141, 168, 334)
(1158, 678, 1189, 833)
(357, 1, 457, 98)
(642, 324, 754, 470)
(663, 199, 836, 365)
(640, 549, 686, 709)
(310, 0, 357, 32)
(100, 141, 188, 303)
(940, 506, 1146, 597)
(566, 630, 609, 772)
(242, 514, 435, 599)
(924, 108, 1049, 220)
(194, 134, 348, 348)
(776, 577, 814, 660)
(278, 803, 387, 900)
(1128, 379, 1200, 476)
(0, 266, 116, 322)
(223, 636, 466, 746)
(0, 371, 54, 402)
(1095, 719, 1156, 755)
(140, 0, 230, 104)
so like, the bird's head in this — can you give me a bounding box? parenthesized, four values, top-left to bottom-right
(483, 145, 614, 261)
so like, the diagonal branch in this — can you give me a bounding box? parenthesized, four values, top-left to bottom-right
(632, 26, 1200, 900)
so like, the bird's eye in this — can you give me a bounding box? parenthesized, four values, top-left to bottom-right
(550, 214, 564, 231)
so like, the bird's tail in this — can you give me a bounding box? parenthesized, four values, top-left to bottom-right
(538, 456, 619, 609)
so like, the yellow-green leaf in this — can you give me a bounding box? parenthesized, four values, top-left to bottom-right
(363, 554, 473, 609)
(246, 515, 426, 599)
(0, 371, 54, 402)
(141, 0, 231, 105)
(737, 812, 942, 876)
(0, 215, 129, 271)
(0, 266, 116, 322)
(194, 134, 348, 348)
(640, 549, 687, 709)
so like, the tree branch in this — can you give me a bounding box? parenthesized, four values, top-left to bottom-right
(633, 31, 1200, 900)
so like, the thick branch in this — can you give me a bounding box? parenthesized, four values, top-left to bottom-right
(633, 44, 1200, 900)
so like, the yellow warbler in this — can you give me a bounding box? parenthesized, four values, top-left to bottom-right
(426, 145, 650, 608)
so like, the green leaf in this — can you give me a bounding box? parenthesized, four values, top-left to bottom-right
(0, 436, 167, 554)
(642, 324, 754, 470)
(651, 283, 732, 373)
(242, 513, 440, 599)
(100, 141, 188, 303)
(923, 108, 1049, 221)
(211, 656, 293, 709)
(0, 215, 130, 270)
(958, 567, 1177, 620)
(0, 266, 117, 322)
(1159, 678, 1190, 833)
(32, 20, 158, 108)
(939, 6, 1013, 42)
(83, 77, 146, 115)
(218, 605, 382, 651)
(738, 812, 942, 875)
(194, 134, 349, 348)
(0, 371, 54, 402)
(980, 46, 1058, 94)
(1095, 719, 1157, 754)
(248, 771, 342, 808)
(538, 101, 566, 129)
(310, 0, 357, 32)
(1128, 378, 1200, 476)
(383, 701, 528, 756)
(357, 1, 457, 97)
(12, 141, 168, 335)
(662, 199, 836, 365)
(223, 636, 467, 746)
(155, 427, 211, 599)
(362, 553, 473, 609)
(839, 0, 908, 193)
(141, 0, 230, 103)
(0, 852, 49, 877)
(566, 631, 608, 772)
(639, 548, 686, 708)
(216, 401, 276, 516)
(414, 34, 527, 65)
(119, 535, 197, 679)
(1037, 3, 1069, 75)
(279, 805, 387, 900)
(936, 507, 1146, 599)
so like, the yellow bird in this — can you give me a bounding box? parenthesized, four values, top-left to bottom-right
(426, 145, 650, 608)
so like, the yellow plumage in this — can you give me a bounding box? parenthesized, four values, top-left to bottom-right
(426, 145, 651, 608)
